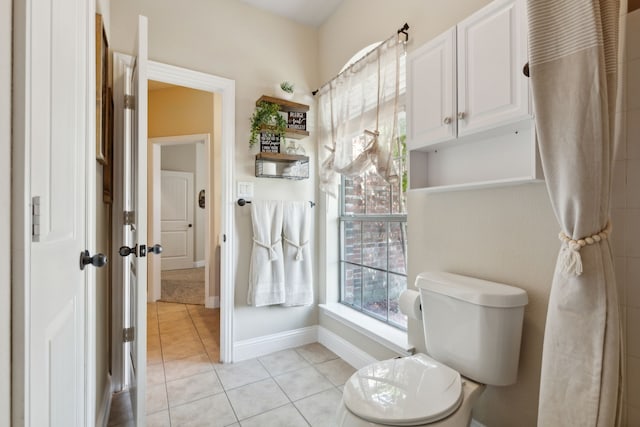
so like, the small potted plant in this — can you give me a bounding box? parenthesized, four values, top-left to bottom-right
(275, 81, 295, 100)
(249, 101, 287, 149)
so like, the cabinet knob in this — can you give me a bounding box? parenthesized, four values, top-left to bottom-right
(443, 117, 452, 125)
(457, 112, 466, 120)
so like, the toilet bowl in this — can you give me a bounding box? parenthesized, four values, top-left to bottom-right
(336, 272, 528, 427)
(336, 354, 485, 427)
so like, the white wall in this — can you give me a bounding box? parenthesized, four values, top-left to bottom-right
(1, 0, 11, 423)
(110, 0, 319, 342)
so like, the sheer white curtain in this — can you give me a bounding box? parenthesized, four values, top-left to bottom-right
(317, 36, 405, 197)
(527, 1, 624, 425)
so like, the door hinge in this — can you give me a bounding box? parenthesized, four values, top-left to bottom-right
(32, 196, 40, 242)
(123, 327, 135, 343)
(124, 94, 136, 110)
(123, 211, 135, 225)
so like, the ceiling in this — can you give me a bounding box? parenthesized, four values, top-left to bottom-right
(239, 0, 344, 27)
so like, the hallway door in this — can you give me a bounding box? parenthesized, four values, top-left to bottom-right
(161, 170, 195, 270)
(13, 0, 95, 425)
(116, 15, 149, 426)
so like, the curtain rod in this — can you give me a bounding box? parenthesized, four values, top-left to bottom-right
(311, 23, 409, 96)
(237, 198, 316, 208)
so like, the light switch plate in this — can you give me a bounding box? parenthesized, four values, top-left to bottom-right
(237, 181, 254, 199)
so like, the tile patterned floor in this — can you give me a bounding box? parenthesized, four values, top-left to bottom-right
(107, 302, 355, 426)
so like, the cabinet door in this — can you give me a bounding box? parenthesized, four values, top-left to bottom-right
(407, 27, 456, 149)
(457, 0, 529, 137)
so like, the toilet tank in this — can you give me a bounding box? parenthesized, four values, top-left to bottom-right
(416, 272, 528, 386)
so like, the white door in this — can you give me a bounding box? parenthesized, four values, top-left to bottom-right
(117, 15, 149, 426)
(406, 27, 456, 149)
(19, 0, 95, 425)
(456, 0, 529, 137)
(161, 170, 195, 270)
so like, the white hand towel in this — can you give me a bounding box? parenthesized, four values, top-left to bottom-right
(248, 200, 285, 306)
(282, 201, 313, 306)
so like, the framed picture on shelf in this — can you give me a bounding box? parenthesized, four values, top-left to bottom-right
(260, 132, 281, 153)
(96, 13, 109, 165)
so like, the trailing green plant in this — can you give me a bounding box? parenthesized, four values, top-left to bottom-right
(249, 101, 287, 148)
(280, 81, 294, 93)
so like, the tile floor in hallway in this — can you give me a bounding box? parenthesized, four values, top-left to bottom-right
(107, 301, 356, 426)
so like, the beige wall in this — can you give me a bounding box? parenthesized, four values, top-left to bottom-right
(320, 2, 640, 427)
(316, 0, 505, 366)
(407, 185, 557, 426)
(104, 2, 637, 425)
(318, 0, 491, 83)
(318, 2, 556, 426)
(616, 8, 640, 425)
(1, 0, 11, 423)
(110, 0, 319, 341)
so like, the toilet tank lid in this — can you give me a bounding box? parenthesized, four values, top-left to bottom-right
(416, 272, 528, 308)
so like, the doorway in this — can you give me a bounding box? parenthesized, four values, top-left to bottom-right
(110, 56, 235, 411)
(146, 60, 235, 364)
(149, 132, 215, 309)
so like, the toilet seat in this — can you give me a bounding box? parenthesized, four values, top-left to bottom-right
(343, 354, 463, 426)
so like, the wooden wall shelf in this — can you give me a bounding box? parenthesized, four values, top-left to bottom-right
(260, 125, 309, 140)
(256, 95, 309, 112)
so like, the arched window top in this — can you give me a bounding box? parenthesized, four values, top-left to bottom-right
(339, 41, 381, 73)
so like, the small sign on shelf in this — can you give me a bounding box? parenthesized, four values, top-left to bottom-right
(287, 111, 307, 131)
(260, 132, 281, 153)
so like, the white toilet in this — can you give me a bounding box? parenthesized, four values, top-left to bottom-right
(336, 271, 528, 427)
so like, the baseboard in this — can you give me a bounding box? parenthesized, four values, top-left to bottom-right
(231, 325, 379, 369)
(96, 374, 112, 427)
(317, 326, 378, 369)
(234, 326, 318, 362)
(470, 420, 487, 427)
(193, 260, 205, 268)
(205, 296, 219, 308)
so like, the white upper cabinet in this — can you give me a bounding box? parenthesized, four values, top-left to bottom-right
(456, 0, 529, 137)
(407, 0, 541, 191)
(407, 28, 456, 149)
(407, 0, 530, 149)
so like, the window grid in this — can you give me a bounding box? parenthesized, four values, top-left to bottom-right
(339, 162, 407, 330)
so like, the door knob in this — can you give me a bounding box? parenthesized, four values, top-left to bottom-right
(443, 116, 452, 125)
(457, 111, 466, 120)
(138, 244, 162, 257)
(119, 245, 138, 257)
(188, 224, 193, 228)
(80, 250, 108, 270)
(148, 244, 163, 255)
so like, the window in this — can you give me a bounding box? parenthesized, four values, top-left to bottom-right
(318, 36, 408, 330)
(339, 118, 407, 329)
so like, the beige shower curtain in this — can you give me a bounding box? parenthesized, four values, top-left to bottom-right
(527, 1, 623, 425)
